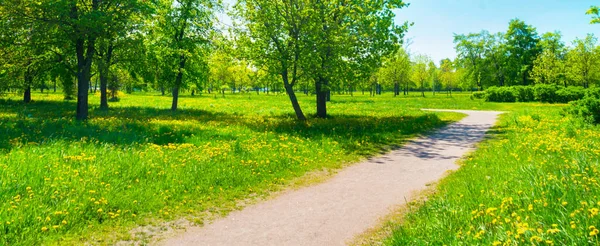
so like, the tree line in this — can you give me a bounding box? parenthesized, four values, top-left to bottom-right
(453, 17, 600, 91)
(0, 0, 410, 121)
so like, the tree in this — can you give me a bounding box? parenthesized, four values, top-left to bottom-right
(566, 34, 600, 88)
(454, 32, 486, 90)
(411, 54, 430, 97)
(95, 2, 153, 110)
(531, 32, 566, 85)
(234, 0, 311, 120)
(151, 0, 217, 111)
(379, 48, 411, 97)
(505, 19, 541, 85)
(236, 0, 409, 120)
(428, 61, 439, 95)
(2, 0, 156, 120)
(439, 58, 456, 95)
(587, 6, 600, 24)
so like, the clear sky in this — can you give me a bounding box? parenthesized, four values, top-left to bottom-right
(397, 0, 600, 63)
(219, 0, 600, 64)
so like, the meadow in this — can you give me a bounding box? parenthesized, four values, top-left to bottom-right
(0, 91, 469, 245)
(2, 91, 597, 245)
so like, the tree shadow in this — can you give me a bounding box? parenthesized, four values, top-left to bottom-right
(0, 99, 472, 161)
(242, 113, 455, 158)
(0, 99, 239, 152)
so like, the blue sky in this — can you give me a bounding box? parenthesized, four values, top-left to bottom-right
(219, 0, 600, 64)
(396, 0, 600, 63)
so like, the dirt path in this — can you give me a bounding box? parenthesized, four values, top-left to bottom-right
(158, 110, 503, 246)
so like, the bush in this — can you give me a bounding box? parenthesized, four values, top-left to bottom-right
(534, 84, 559, 103)
(586, 87, 600, 99)
(566, 96, 600, 124)
(485, 86, 516, 102)
(512, 86, 535, 102)
(555, 86, 586, 103)
(470, 91, 486, 100)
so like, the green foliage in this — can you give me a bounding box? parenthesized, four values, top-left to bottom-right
(470, 91, 486, 100)
(533, 84, 559, 103)
(511, 85, 535, 102)
(484, 86, 516, 103)
(555, 86, 586, 103)
(586, 87, 600, 99)
(565, 96, 600, 124)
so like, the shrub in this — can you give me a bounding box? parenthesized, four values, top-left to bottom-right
(566, 96, 600, 124)
(533, 84, 559, 103)
(586, 87, 600, 99)
(512, 86, 535, 102)
(555, 86, 586, 103)
(470, 91, 486, 100)
(485, 86, 516, 102)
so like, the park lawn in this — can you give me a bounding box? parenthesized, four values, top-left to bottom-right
(0, 91, 466, 245)
(383, 103, 600, 245)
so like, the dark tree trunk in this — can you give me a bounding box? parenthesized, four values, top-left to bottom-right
(282, 71, 306, 121)
(171, 54, 187, 111)
(24, 79, 31, 103)
(53, 79, 57, 93)
(316, 77, 327, 118)
(160, 86, 165, 96)
(75, 37, 95, 121)
(171, 86, 179, 111)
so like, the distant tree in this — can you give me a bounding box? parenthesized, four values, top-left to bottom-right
(379, 48, 411, 97)
(411, 55, 431, 97)
(531, 32, 566, 85)
(504, 19, 541, 85)
(454, 33, 486, 90)
(566, 34, 600, 88)
(439, 58, 456, 95)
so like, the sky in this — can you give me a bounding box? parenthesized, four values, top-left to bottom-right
(219, 0, 600, 64)
(396, 0, 600, 63)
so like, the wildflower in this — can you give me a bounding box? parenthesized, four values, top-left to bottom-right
(41, 227, 48, 232)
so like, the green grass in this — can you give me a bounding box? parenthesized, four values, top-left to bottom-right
(0, 91, 468, 245)
(384, 104, 600, 245)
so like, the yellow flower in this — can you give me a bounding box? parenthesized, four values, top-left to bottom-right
(41, 227, 48, 232)
(97, 208, 103, 213)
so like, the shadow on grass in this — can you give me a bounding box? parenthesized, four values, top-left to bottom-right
(0, 99, 456, 158)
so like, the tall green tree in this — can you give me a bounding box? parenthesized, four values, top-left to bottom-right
(531, 32, 566, 85)
(151, 0, 218, 111)
(454, 32, 486, 90)
(236, 0, 409, 120)
(504, 19, 541, 85)
(411, 54, 430, 97)
(566, 34, 599, 88)
(379, 48, 411, 97)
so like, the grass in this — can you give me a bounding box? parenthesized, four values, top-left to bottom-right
(383, 104, 600, 245)
(0, 91, 467, 245)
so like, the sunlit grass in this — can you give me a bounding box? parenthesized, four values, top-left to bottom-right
(384, 106, 600, 245)
(0, 91, 467, 245)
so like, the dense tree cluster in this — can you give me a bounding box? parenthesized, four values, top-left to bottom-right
(0, 0, 410, 120)
(453, 18, 600, 90)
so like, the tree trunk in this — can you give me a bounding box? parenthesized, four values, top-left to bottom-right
(24, 77, 32, 103)
(75, 36, 95, 121)
(282, 71, 306, 121)
(171, 54, 186, 111)
(316, 77, 327, 118)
